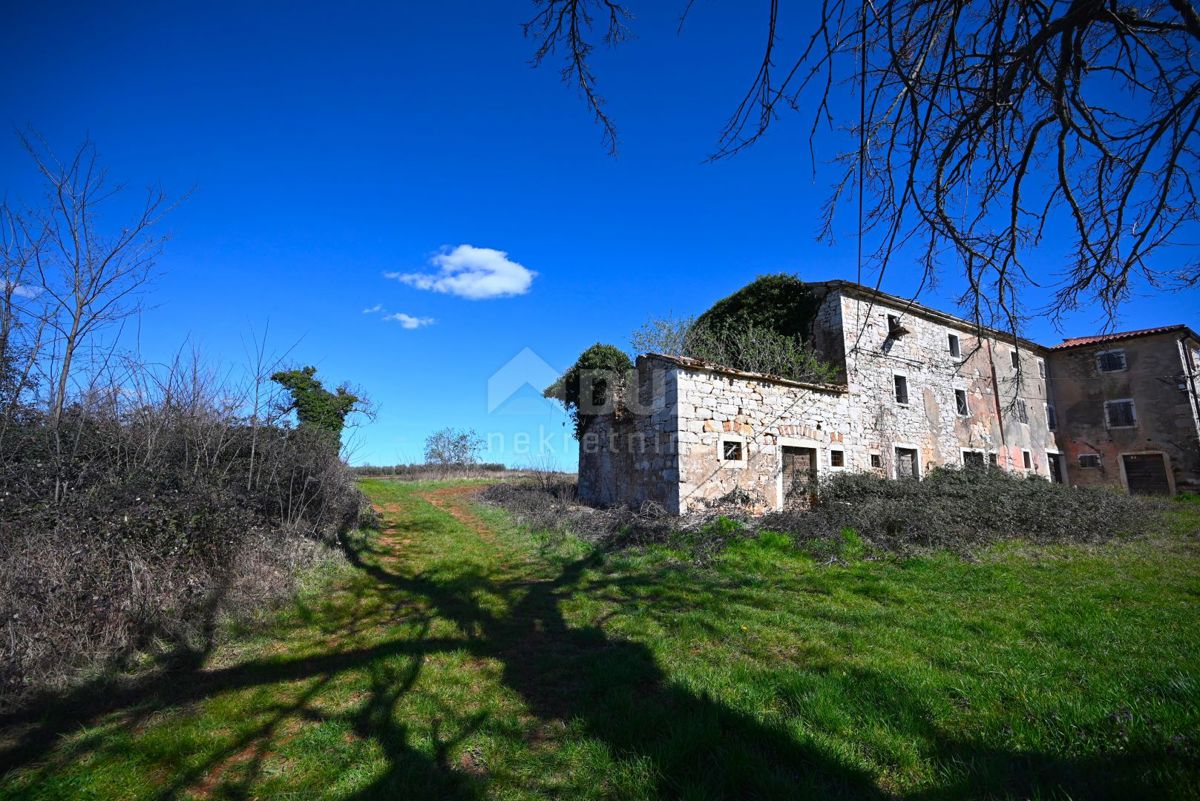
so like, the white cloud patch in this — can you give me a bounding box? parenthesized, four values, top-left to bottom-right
(384, 312, 435, 330)
(4, 282, 41, 299)
(362, 303, 384, 314)
(385, 245, 536, 300)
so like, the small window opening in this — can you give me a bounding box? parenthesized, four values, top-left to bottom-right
(1097, 350, 1127, 373)
(894, 375, 909, 405)
(948, 334, 961, 358)
(722, 440, 744, 461)
(830, 450, 845, 468)
(1105, 399, 1136, 428)
(1046, 404, 1058, 430)
(1038, 359, 1046, 378)
(954, 389, 969, 417)
(1016, 399, 1029, 423)
(1010, 350, 1020, 369)
(870, 453, 882, 468)
(1079, 453, 1101, 469)
(1022, 450, 1032, 469)
(988, 453, 998, 466)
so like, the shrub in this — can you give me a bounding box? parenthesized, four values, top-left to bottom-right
(760, 467, 1158, 556)
(544, 344, 634, 438)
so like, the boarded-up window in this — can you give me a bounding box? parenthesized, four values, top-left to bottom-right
(1097, 350, 1127, 372)
(1105, 399, 1136, 428)
(894, 375, 909, 405)
(955, 389, 969, 416)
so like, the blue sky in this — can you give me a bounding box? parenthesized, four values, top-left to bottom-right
(4, 2, 1197, 468)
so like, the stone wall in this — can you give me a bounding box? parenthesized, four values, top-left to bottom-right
(834, 290, 1058, 479)
(672, 358, 850, 514)
(577, 359, 681, 511)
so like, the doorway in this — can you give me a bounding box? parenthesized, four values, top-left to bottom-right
(781, 446, 818, 509)
(1047, 453, 1064, 484)
(895, 447, 919, 479)
(1122, 453, 1171, 496)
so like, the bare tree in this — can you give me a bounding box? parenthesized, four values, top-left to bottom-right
(20, 133, 171, 426)
(526, 0, 1200, 326)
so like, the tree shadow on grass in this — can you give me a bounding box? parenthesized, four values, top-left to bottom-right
(1, 492, 1192, 799)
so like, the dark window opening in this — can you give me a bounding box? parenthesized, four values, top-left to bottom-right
(1105, 399, 1136, 428)
(955, 389, 969, 416)
(870, 453, 882, 468)
(1097, 350, 1127, 372)
(948, 334, 961, 358)
(1038, 360, 1046, 378)
(988, 453, 998, 466)
(1079, 453, 1101, 468)
(1016, 399, 1028, 423)
(830, 450, 845, 467)
(963, 451, 985, 468)
(1010, 351, 1020, 369)
(1022, 450, 1032, 469)
(722, 440, 743, 461)
(1047, 404, 1058, 430)
(894, 375, 909, 405)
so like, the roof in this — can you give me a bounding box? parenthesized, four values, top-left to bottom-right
(808, 280, 1049, 352)
(641, 353, 848, 393)
(1051, 325, 1200, 351)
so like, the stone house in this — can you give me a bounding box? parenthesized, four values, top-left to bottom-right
(578, 281, 1200, 514)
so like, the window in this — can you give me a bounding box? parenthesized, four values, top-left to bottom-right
(948, 334, 961, 358)
(894, 374, 909, 405)
(1016, 399, 1028, 423)
(1022, 450, 1032, 469)
(870, 453, 882, 468)
(1010, 350, 1020, 369)
(1079, 453, 1101, 469)
(1096, 349, 1127, 372)
(989, 453, 998, 466)
(1046, 403, 1058, 430)
(830, 449, 845, 468)
(722, 440, 744, 461)
(1037, 359, 1046, 378)
(962, 450, 986, 468)
(954, 389, 969, 417)
(1105, 399, 1137, 428)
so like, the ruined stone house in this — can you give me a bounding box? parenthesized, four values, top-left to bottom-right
(578, 280, 1200, 514)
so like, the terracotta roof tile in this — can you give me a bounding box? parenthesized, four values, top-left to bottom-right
(1052, 325, 1196, 350)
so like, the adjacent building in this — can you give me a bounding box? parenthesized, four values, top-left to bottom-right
(578, 281, 1200, 514)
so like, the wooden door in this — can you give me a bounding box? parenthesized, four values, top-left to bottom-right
(782, 446, 817, 509)
(1122, 453, 1170, 496)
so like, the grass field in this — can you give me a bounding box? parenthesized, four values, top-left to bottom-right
(2, 479, 1198, 799)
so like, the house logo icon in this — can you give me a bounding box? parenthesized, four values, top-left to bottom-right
(486, 347, 561, 414)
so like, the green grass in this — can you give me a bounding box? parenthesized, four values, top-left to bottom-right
(2, 477, 1198, 799)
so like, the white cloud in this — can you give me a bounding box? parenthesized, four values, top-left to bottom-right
(362, 303, 384, 314)
(385, 245, 536, 300)
(4, 282, 41, 299)
(384, 312, 435, 330)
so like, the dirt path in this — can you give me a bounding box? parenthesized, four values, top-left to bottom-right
(416, 483, 495, 540)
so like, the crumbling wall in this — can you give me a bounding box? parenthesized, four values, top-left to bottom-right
(1047, 333, 1200, 494)
(577, 360, 681, 511)
(834, 291, 1057, 478)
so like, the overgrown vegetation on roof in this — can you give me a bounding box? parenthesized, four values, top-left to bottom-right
(630, 274, 839, 383)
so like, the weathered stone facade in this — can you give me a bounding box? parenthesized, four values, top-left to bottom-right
(578, 281, 1200, 513)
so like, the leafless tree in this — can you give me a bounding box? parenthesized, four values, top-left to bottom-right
(526, 0, 1200, 327)
(20, 133, 172, 427)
